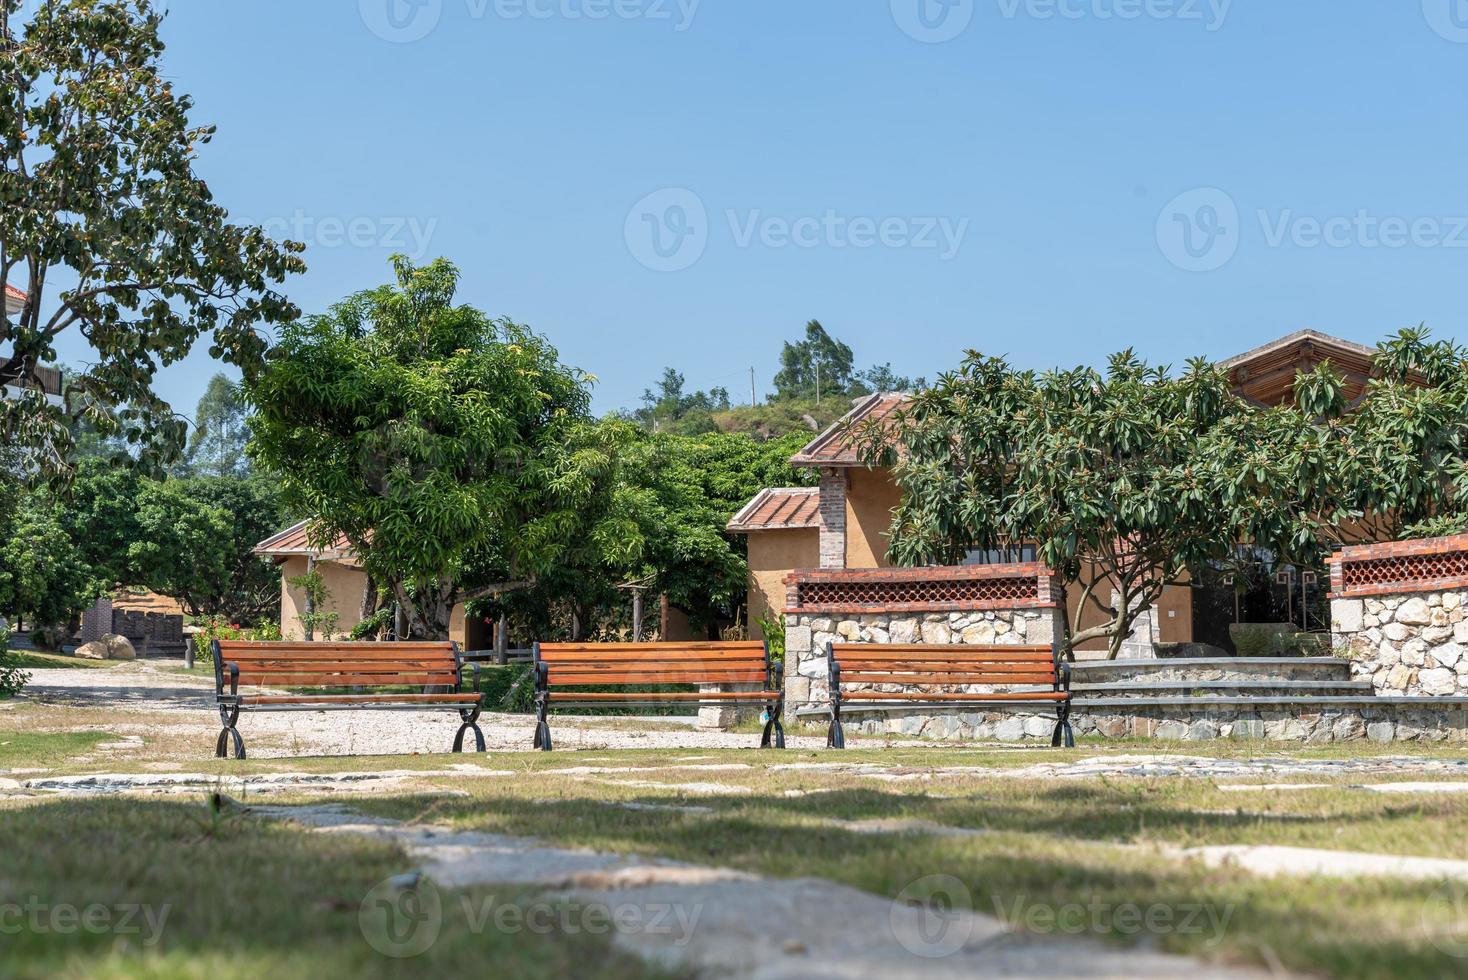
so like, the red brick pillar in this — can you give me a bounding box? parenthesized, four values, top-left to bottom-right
(818, 468, 847, 569)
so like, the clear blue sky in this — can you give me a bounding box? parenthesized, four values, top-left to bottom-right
(71, 1, 1468, 422)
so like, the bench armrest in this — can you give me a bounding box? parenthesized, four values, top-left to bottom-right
(1056, 660, 1071, 694)
(461, 661, 482, 694)
(224, 661, 239, 698)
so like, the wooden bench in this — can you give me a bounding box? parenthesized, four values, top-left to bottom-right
(211, 640, 485, 759)
(826, 643, 1072, 749)
(531, 641, 784, 751)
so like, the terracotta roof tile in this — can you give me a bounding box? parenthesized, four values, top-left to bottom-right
(3, 283, 24, 315)
(790, 392, 910, 467)
(727, 487, 821, 533)
(253, 520, 355, 559)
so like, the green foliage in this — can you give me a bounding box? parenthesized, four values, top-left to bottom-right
(773, 320, 856, 400)
(191, 616, 281, 664)
(0, 0, 303, 483)
(285, 569, 339, 641)
(1402, 515, 1468, 540)
(0, 628, 32, 698)
(128, 476, 282, 623)
(1199, 327, 1468, 562)
(184, 374, 251, 478)
(632, 368, 730, 435)
(865, 349, 1249, 659)
(710, 397, 844, 441)
(0, 488, 96, 634)
(246, 257, 595, 639)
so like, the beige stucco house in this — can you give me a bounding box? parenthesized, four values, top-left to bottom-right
(729, 330, 1402, 652)
(253, 521, 483, 647)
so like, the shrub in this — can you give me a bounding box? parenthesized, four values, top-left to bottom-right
(0, 629, 30, 698)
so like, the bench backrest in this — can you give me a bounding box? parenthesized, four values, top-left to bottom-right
(535, 641, 772, 688)
(828, 644, 1061, 688)
(213, 640, 460, 691)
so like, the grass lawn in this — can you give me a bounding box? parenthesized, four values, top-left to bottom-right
(5, 651, 113, 670)
(0, 795, 684, 980)
(5, 688, 1468, 978)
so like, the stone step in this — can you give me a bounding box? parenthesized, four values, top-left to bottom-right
(1070, 657, 1352, 685)
(1072, 680, 1375, 699)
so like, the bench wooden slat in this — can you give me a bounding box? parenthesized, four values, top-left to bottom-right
(841, 691, 1068, 702)
(537, 650, 766, 664)
(237, 673, 461, 687)
(547, 691, 779, 701)
(836, 661, 1057, 673)
(221, 651, 456, 663)
(831, 643, 1052, 653)
(547, 670, 767, 685)
(839, 673, 1058, 686)
(239, 693, 482, 705)
(830, 649, 1054, 663)
(539, 642, 765, 652)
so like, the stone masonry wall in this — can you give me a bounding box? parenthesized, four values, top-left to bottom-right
(784, 607, 1061, 718)
(1332, 590, 1468, 696)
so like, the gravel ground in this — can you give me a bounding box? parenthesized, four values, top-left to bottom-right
(15, 662, 831, 757)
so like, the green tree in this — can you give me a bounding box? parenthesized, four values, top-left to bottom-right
(0, 491, 94, 641)
(632, 368, 730, 435)
(863, 350, 1250, 659)
(1200, 327, 1468, 563)
(57, 456, 143, 594)
(246, 257, 595, 639)
(184, 374, 250, 477)
(0, 0, 303, 483)
(773, 320, 855, 402)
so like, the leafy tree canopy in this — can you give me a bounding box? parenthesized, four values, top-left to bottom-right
(246, 257, 595, 639)
(183, 373, 250, 477)
(0, 0, 303, 483)
(862, 349, 1251, 659)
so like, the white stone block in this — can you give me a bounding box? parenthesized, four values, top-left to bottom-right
(785, 626, 812, 655)
(920, 621, 952, 644)
(1332, 599, 1364, 634)
(1419, 668, 1459, 696)
(1398, 597, 1432, 626)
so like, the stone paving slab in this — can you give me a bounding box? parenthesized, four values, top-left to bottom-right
(1184, 845, 1468, 882)
(256, 803, 1272, 979)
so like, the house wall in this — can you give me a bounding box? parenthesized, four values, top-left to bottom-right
(844, 467, 900, 569)
(747, 528, 820, 627)
(275, 556, 468, 645)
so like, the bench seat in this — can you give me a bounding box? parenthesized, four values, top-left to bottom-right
(212, 640, 485, 759)
(532, 641, 784, 750)
(827, 643, 1073, 748)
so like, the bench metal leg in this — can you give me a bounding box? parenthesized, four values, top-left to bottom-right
(1052, 702, 1074, 748)
(759, 702, 786, 749)
(827, 700, 845, 750)
(215, 704, 245, 760)
(532, 697, 552, 751)
(453, 705, 486, 753)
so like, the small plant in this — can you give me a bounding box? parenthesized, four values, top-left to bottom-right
(0, 629, 31, 698)
(286, 569, 339, 641)
(758, 612, 786, 672)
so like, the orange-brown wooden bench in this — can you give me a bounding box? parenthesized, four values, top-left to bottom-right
(531, 641, 784, 751)
(825, 643, 1072, 749)
(211, 640, 485, 759)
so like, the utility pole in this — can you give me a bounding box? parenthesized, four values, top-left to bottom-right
(815, 361, 821, 405)
(750, 366, 756, 406)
